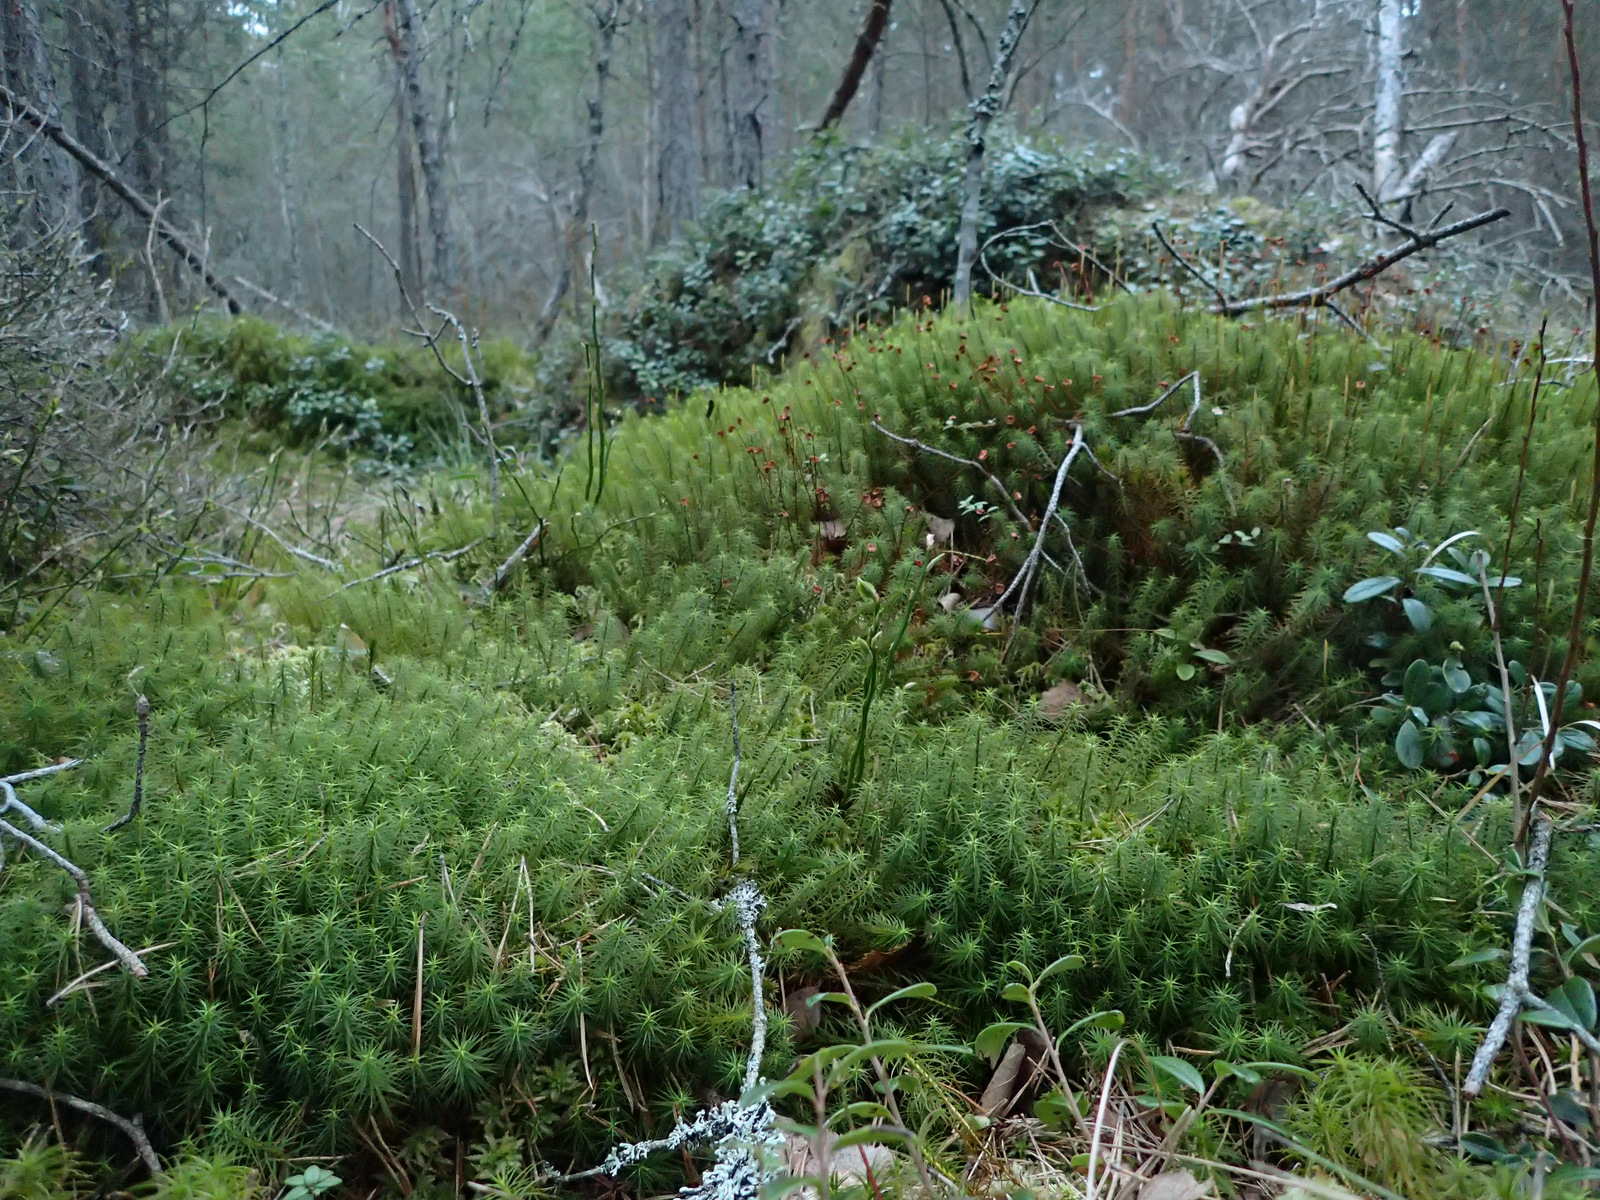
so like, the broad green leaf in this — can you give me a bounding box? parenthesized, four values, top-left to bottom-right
(1366, 531, 1407, 555)
(1035, 954, 1086, 985)
(1175, 662, 1196, 681)
(865, 981, 937, 1021)
(1402, 659, 1431, 705)
(1213, 1061, 1260, 1084)
(1394, 720, 1424, 769)
(806, 991, 853, 1008)
(1416, 565, 1477, 588)
(1034, 1090, 1078, 1130)
(1563, 934, 1600, 966)
(839, 1038, 920, 1072)
(1449, 947, 1508, 969)
(1001, 982, 1032, 1003)
(1148, 1055, 1205, 1094)
(1193, 648, 1232, 666)
(1442, 657, 1472, 693)
(1343, 575, 1401, 603)
(1458, 1132, 1515, 1163)
(834, 1101, 894, 1124)
(1546, 977, 1597, 1032)
(1521, 1005, 1580, 1031)
(762, 1175, 828, 1200)
(772, 928, 828, 954)
(1401, 598, 1432, 631)
(1061, 1009, 1125, 1037)
(1241, 1061, 1321, 1081)
(974, 1021, 1031, 1064)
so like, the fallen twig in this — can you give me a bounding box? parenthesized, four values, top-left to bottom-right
(479, 522, 544, 601)
(325, 539, 483, 597)
(1218, 201, 1510, 316)
(543, 686, 782, 1199)
(0, 814, 147, 976)
(1462, 816, 1555, 1097)
(0, 1078, 161, 1174)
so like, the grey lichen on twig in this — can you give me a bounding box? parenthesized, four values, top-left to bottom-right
(546, 683, 782, 1200)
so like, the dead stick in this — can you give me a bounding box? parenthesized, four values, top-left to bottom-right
(0, 84, 241, 313)
(0, 1078, 160, 1174)
(1463, 817, 1553, 1097)
(0, 816, 147, 976)
(104, 695, 149, 834)
(480, 522, 544, 601)
(1220, 206, 1510, 315)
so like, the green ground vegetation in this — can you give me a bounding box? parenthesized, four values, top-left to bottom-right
(3, 293, 1599, 1199)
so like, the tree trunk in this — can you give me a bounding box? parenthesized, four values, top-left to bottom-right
(383, 2, 425, 307)
(1373, 0, 1404, 201)
(951, 0, 1030, 309)
(271, 50, 304, 303)
(816, 0, 893, 131)
(19, 0, 75, 226)
(66, 1, 105, 242)
(393, 0, 454, 292)
(650, 0, 698, 242)
(537, 0, 620, 341)
(725, 0, 769, 189)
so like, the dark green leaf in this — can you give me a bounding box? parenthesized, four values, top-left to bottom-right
(1395, 720, 1424, 770)
(1401, 598, 1432, 631)
(974, 1021, 1031, 1065)
(865, 981, 937, 1021)
(1442, 657, 1472, 693)
(1343, 576, 1401, 603)
(1148, 1055, 1205, 1094)
(1402, 659, 1431, 705)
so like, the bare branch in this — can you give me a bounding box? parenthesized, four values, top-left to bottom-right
(0, 85, 243, 313)
(0, 1078, 161, 1174)
(1219, 204, 1510, 316)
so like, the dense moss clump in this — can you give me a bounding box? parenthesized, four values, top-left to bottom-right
(3, 295, 1598, 1195)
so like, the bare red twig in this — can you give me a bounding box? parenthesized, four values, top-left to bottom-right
(1525, 0, 1600, 831)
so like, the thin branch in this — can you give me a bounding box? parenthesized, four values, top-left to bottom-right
(0, 1079, 160, 1174)
(479, 521, 544, 600)
(0, 815, 148, 976)
(725, 682, 742, 869)
(1220, 204, 1511, 316)
(1462, 816, 1554, 1097)
(1151, 224, 1232, 307)
(103, 695, 149, 833)
(1526, 0, 1600, 824)
(324, 539, 483, 597)
(0, 85, 242, 312)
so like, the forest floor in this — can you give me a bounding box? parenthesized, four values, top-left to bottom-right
(3, 293, 1600, 1200)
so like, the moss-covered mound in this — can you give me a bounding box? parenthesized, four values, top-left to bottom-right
(3, 295, 1597, 1197)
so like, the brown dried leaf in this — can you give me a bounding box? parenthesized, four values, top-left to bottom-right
(1138, 1170, 1213, 1200)
(1039, 680, 1084, 719)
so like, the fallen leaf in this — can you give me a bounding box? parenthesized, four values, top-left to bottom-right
(1039, 680, 1084, 719)
(1138, 1170, 1213, 1200)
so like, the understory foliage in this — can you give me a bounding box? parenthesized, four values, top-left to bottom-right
(590, 129, 1546, 406)
(2, 294, 1599, 1197)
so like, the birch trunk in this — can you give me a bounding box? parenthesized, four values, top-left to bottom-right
(537, 1, 620, 340)
(1373, 0, 1404, 202)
